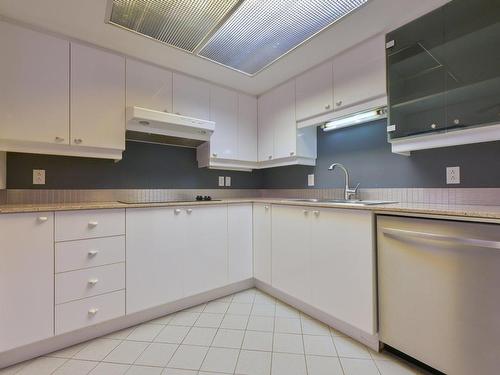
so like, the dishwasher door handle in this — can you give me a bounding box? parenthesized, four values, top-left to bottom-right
(382, 227, 500, 250)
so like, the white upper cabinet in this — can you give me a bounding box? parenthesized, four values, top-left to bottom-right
(295, 61, 334, 121)
(209, 86, 238, 160)
(257, 90, 275, 162)
(333, 35, 386, 111)
(272, 80, 297, 159)
(71, 43, 125, 150)
(237, 93, 258, 162)
(0, 21, 69, 145)
(126, 59, 173, 113)
(173, 73, 210, 119)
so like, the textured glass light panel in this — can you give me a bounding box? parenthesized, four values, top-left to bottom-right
(198, 0, 369, 75)
(109, 0, 240, 52)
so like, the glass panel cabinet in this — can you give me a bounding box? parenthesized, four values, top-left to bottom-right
(386, 0, 500, 140)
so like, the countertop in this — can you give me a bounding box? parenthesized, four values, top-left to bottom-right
(2, 198, 500, 222)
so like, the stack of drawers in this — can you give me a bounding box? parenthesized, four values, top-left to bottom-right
(54, 209, 126, 335)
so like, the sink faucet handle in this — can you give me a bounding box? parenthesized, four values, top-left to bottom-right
(354, 182, 360, 192)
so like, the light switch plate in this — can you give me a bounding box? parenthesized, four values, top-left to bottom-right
(33, 169, 46, 185)
(446, 166, 460, 184)
(225, 176, 231, 187)
(308, 174, 315, 187)
(218, 176, 225, 187)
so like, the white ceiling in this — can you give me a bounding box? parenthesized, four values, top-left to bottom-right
(0, 0, 449, 95)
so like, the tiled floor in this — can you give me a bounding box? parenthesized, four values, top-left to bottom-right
(0, 288, 427, 375)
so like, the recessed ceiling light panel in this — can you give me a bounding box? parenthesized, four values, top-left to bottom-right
(198, 0, 370, 75)
(109, 0, 241, 52)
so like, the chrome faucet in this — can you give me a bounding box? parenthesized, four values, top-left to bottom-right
(328, 163, 360, 200)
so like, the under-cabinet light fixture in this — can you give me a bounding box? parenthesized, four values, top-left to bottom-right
(322, 108, 387, 131)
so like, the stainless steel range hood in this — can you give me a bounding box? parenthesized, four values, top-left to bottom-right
(126, 106, 215, 148)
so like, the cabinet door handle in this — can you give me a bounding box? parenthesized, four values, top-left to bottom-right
(88, 308, 99, 316)
(268, 155, 273, 160)
(55, 136, 65, 142)
(303, 210, 309, 215)
(313, 210, 320, 216)
(174, 209, 181, 215)
(38, 216, 48, 222)
(74, 138, 83, 144)
(264, 205, 269, 210)
(186, 208, 193, 214)
(325, 104, 331, 110)
(88, 221, 98, 228)
(336, 100, 343, 107)
(290, 151, 295, 156)
(88, 250, 99, 257)
(88, 278, 99, 286)
(212, 153, 218, 157)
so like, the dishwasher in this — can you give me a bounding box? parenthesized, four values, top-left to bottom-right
(377, 215, 500, 375)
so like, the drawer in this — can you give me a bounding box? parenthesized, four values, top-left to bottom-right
(56, 236, 125, 273)
(55, 209, 125, 241)
(56, 263, 125, 304)
(55, 290, 125, 335)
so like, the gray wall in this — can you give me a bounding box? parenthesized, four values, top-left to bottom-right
(261, 119, 500, 188)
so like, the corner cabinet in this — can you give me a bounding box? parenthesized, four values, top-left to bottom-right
(253, 203, 272, 284)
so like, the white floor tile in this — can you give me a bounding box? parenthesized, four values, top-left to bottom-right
(168, 312, 200, 327)
(105, 327, 136, 340)
(203, 301, 230, 314)
(253, 293, 276, 306)
(271, 352, 307, 375)
(182, 327, 217, 346)
(134, 343, 178, 367)
(306, 355, 343, 375)
(242, 331, 273, 351)
(127, 324, 164, 342)
(330, 327, 346, 337)
(340, 358, 380, 375)
(89, 362, 130, 375)
(275, 304, 300, 318)
(126, 365, 163, 375)
(212, 329, 245, 349)
(46, 342, 89, 359)
(247, 315, 275, 332)
(333, 337, 372, 359)
(273, 333, 304, 354)
(227, 303, 253, 315)
(232, 290, 256, 304)
(212, 295, 233, 303)
(250, 304, 276, 317)
(375, 358, 423, 375)
(154, 326, 190, 344)
(148, 315, 174, 325)
(200, 347, 239, 374)
(52, 359, 98, 375)
(167, 345, 208, 370)
(194, 313, 224, 328)
(74, 339, 122, 361)
(161, 369, 197, 375)
(301, 317, 331, 336)
(220, 314, 249, 330)
(0, 362, 29, 375)
(274, 317, 302, 334)
(182, 304, 206, 313)
(104, 341, 149, 364)
(235, 350, 272, 375)
(16, 357, 67, 375)
(303, 335, 337, 356)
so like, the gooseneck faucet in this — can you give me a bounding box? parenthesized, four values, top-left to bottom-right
(328, 163, 360, 200)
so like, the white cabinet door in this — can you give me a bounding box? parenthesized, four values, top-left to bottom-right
(253, 203, 272, 284)
(333, 35, 386, 111)
(238, 94, 258, 162)
(126, 59, 173, 113)
(272, 81, 297, 159)
(310, 208, 375, 334)
(173, 73, 210, 119)
(71, 43, 125, 150)
(210, 86, 238, 160)
(184, 205, 228, 296)
(228, 204, 253, 282)
(257, 91, 275, 162)
(0, 212, 54, 352)
(271, 205, 311, 303)
(296, 61, 334, 121)
(0, 21, 69, 145)
(126, 207, 185, 314)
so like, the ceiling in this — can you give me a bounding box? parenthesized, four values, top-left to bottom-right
(0, 0, 449, 95)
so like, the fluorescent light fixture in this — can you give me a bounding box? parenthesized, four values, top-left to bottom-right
(322, 108, 387, 131)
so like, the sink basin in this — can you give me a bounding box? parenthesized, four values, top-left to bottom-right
(286, 199, 397, 206)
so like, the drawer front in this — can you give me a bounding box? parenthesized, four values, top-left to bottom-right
(55, 263, 125, 304)
(56, 236, 125, 273)
(55, 209, 125, 241)
(55, 290, 125, 335)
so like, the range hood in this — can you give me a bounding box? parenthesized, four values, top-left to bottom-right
(126, 106, 215, 148)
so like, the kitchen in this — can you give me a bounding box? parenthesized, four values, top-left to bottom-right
(1, 0, 500, 374)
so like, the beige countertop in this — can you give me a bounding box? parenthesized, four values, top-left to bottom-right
(2, 198, 500, 222)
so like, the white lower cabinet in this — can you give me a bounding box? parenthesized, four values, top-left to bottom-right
(228, 204, 253, 283)
(253, 204, 272, 284)
(0, 213, 54, 352)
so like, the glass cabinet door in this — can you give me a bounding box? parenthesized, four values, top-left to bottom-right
(386, 7, 446, 139)
(444, 0, 500, 130)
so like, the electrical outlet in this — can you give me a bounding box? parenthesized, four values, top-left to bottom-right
(225, 176, 231, 187)
(446, 166, 460, 184)
(218, 176, 225, 187)
(33, 169, 46, 185)
(308, 174, 315, 187)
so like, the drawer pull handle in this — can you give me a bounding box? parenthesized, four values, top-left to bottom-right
(313, 210, 320, 216)
(174, 209, 181, 215)
(88, 279, 99, 286)
(303, 210, 309, 215)
(88, 308, 99, 316)
(38, 216, 48, 222)
(186, 208, 193, 214)
(88, 221, 98, 228)
(264, 205, 269, 210)
(88, 250, 99, 257)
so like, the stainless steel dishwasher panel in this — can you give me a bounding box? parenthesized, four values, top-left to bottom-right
(377, 215, 500, 375)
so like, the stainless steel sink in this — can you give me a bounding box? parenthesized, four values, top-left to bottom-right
(286, 199, 397, 206)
